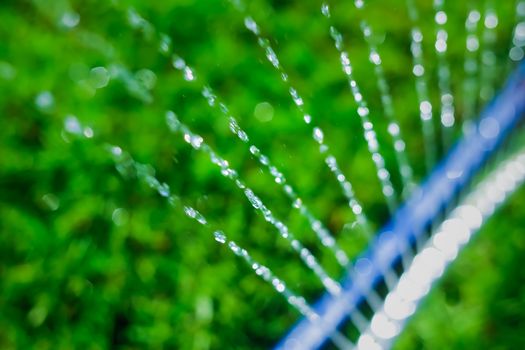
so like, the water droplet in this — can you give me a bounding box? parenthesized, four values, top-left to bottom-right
(352, 203, 363, 215)
(127, 8, 143, 28)
(264, 46, 280, 68)
(313, 127, 324, 144)
(413, 64, 424, 76)
(158, 183, 170, 197)
(272, 278, 286, 293)
(515, 22, 525, 41)
(110, 146, 122, 157)
(35, 91, 54, 111)
(135, 69, 157, 90)
(83, 127, 94, 138)
(145, 174, 160, 190)
(244, 17, 259, 34)
(42, 193, 59, 211)
(159, 34, 172, 54)
(202, 86, 216, 106)
(189, 134, 203, 149)
(237, 130, 249, 142)
(420, 101, 432, 114)
(369, 52, 381, 65)
(194, 212, 207, 225)
(330, 26, 343, 50)
(166, 111, 181, 131)
(289, 88, 303, 106)
(357, 106, 369, 117)
(183, 66, 195, 81)
(303, 114, 312, 124)
(435, 11, 447, 25)
(412, 29, 423, 43)
(60, 11, 80, 28)
(90, 66, 110, 89)
(437, 30, 448, 40)
(256, 266, 270, 279)
(468, 10, 481, 23)
(340, 52, 351, 73)
(510, 46, 524, 61)
(378, 168, 390, 181)
(245, 189, 263, 210)
(321, 3, 330, 18)
(466, 35, 479, 52)
(64, 115, 82, 135)
(249, 145, 260, 156)
(112, 208, 129, 226)
(395, 140, 405, 151)
(172, 56, 186, 70)
(254, 102, 274, 122)
(388, 123, 400, 136)
(228, 241, 240, 255)
(184, 206, 197, 219)
(485, 13, 498, 29)
(214, 231, 226, 244)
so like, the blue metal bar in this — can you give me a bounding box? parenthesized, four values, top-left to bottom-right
(276, 62, 525, 350)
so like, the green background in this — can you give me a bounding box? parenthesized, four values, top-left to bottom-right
(1, 0, 524, 349)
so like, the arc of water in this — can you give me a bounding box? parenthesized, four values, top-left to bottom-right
(62, 114, 330, 338)
(509, 0, 525, 63)
(318, 2, 410, 292)
(232, 8, 407, 322)
(47, 2, 349, 302)
(462, 6, 482, 135)
(61, 93, 358, 347)
(200, 85, 351, 267)
(406, 0, 438, 173)
(102, 7, 353, 268)
(333, 0, 421, 287)
(169, 0, 403, 332)
(107, 146, 355, 349)
(433, 0, 456, 148)
(60, 2, 365, 314)
(165, 110, 400, 341)
(129, 6, 354, 268)
(479, 1, 499, 104)
(174, 106, 411, 344)
(165, 111, 342, 296)
(64, 106, 360, 348)
(228, 1, 373, 237)
(334, 1, 416, 200)
(318, 3, 398, 214)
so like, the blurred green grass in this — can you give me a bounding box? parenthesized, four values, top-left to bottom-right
(0, 0, 524, 349)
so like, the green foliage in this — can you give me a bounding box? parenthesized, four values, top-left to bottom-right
(0, 0, 523, 349)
